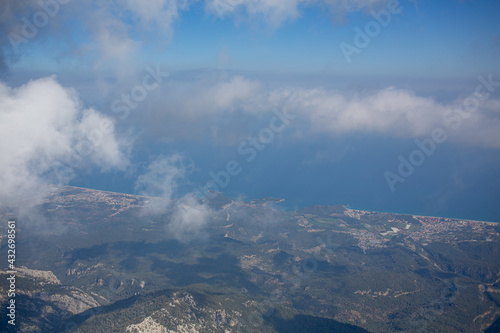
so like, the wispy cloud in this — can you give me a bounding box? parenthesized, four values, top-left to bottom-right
(133, 154, 215, 241)
(206, 0, 393, 28)
(322, 0, 394, 19)
(121, 0, 192, 34)
(0, 0, 191, 74)
(134, 154, 190, 214)
(168, 193, 214, 242)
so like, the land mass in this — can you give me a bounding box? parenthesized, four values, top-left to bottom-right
(0, 186, 499, 332)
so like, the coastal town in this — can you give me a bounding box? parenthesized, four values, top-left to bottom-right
(297, 207, 499, 251)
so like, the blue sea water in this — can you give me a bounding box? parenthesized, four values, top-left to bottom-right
(71, 135, 500, 223)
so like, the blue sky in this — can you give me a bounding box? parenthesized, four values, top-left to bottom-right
(5, 0, 500, 76)
(1, 0, 500, 221)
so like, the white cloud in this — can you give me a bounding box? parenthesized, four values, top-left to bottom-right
(83, 7, 142, 82)
(0, 76, 128, 204)
(200, 75, 263, 113)
(77, 109, 128, 167)
(134, 154, 190, 214)
(273, 85, 500, 148)
(121, 0, 191, 33)
(135, 72, 500, 148)
(168, 193, 213, 241)
(133, 154, 213, 239)
(134, 154, 187, 198)
(136, 73, 266, 141)
(93, 23, 139, 66)
(276, 86, 446, 136)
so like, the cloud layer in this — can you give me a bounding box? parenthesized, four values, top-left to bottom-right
(276, 85, 500, 148)
(133, 72, 500, 149)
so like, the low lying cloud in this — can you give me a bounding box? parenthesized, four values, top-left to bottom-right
(133, 155, 214, 240)
(168, 194, 214, 242)
(134, 154, 190, 214)
(162, 74, 264, 119)
(275, 85, 500, 149)
(136, 72, 500, 149)
(275, 86, 446, 137)
(204, 75, 263, 112)
(0, 76, 128, 204)
(137, 73, 266, 142)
